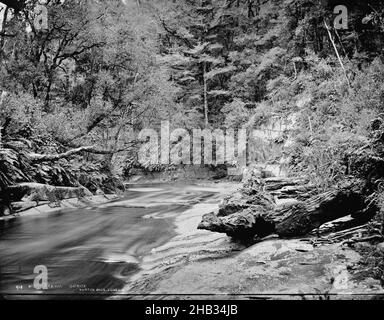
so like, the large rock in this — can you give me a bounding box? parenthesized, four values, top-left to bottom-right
(5, 183, 93, 202)
(218, 191, 274, 217)
(0, 202, 11, 216)
(274, 189, 367, 237)
(198, 177, 373, 242)
(198, 208, 275, 240)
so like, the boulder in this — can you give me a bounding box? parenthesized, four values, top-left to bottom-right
(198, 177, 374, 242)
(0, 202, 11, 216)
(218, 190, 274, 217)
(198, 208, 275, 240)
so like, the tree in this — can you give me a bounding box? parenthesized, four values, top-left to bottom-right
(0, 0, 180, 189)
(155, 0, 239, 128)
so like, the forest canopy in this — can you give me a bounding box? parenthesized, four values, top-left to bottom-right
(0, 0, 384, 194)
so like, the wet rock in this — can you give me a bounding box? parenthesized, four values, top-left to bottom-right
(198, 208, 275, 240)
(275, 189, 367, 238)
(198, 177, 372, 242)
(0, 202, 11, 216)
(218, 191, 274, 217)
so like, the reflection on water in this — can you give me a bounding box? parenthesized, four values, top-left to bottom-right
(0, 184, 220, 297)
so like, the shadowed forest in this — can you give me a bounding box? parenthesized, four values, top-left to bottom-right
(2, 0, 384, 293)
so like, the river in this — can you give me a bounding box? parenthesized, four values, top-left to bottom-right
(1, 182, 382, 299)
(0, 182, 241, 299)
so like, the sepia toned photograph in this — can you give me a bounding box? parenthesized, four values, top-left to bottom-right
(0, 0, 384, 305)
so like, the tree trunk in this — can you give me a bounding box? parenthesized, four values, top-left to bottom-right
(324, 21, 351, 88)
(203, 61, 209, 127)
(28, 142, 137, 162)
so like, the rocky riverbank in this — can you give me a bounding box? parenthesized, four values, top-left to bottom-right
(198, 166, 382, 244)
(1, 180, 383, 299)
(117, 182, 383, 299)
(119, 165, 384, 299)
(0, 183, 119, 221)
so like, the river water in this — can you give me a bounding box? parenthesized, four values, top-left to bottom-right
(2, 182, 382, 299)
(0, 183, 238, 298)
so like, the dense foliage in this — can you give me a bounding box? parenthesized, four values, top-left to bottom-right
(1, 0, 384, 196)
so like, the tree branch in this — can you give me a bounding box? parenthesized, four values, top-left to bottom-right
(159, 17, 194, 49)
(29, 143, 137, 162)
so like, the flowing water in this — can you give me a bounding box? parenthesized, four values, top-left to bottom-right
(1, 182, 382, 299)
(0, 183, 238, 298)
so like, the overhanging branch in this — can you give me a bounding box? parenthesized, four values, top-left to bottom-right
(30, 143, 137, 162)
